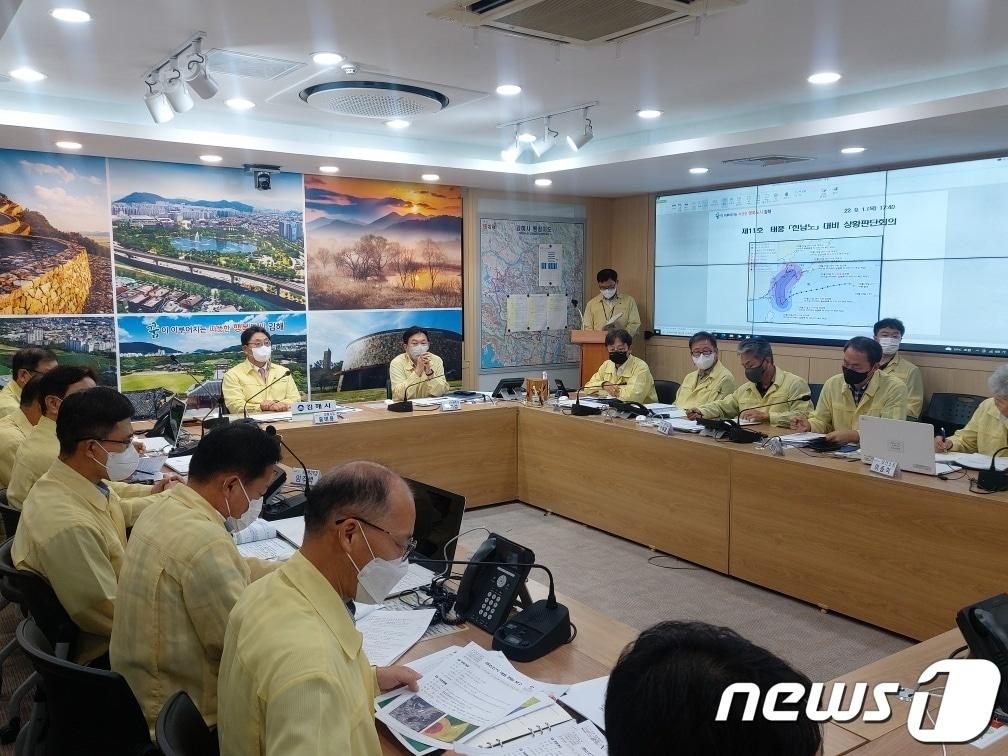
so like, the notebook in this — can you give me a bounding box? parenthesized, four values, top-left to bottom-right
(463, 702, 573, 749)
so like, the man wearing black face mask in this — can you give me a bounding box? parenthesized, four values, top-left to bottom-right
(791, 336, 908, 444)
(582, 329, 658, 404)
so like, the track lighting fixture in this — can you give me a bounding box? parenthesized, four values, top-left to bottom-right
(497, 101, 597, 162)
(566, 108, 593, 152)
(144, 77, 175, 124)
(143, 32, 217, 124)
(531, 117, 559, 158)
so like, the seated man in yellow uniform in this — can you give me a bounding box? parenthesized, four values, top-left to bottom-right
(222, 325, 301, 414)
(583, 329, 658, 404)
(582, 268, 641, 337)
(0, 347, 58, 418)
(935, 364, 1008, 456)
(0, 375, 43, 488)
(8, 365, 98, 509)
(791, 336, 908, 444)
(112, 423, 282, 734)
(389, 326, 450, 401)
(687, 338, 811, 427)
(874, 318, 924, 419)
(12, 387, 175, 664)
(217, 461, 422, 756)
(674, 331, 736, 408)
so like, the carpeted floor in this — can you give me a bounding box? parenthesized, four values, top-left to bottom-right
(457, 502, 912, 683)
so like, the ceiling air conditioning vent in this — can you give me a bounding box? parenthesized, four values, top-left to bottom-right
(205, 49, 305, 81)
(722, 155, 815, 168)
(430, 0, 747, 46)
(299, 81, 449, 119)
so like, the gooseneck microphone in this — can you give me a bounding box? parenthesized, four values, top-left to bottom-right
(978, 446, 1008, 492)
(264, 424, 311, 497)
(699, 393, 812, 444)
(387, 372, 447, 413)
(243, 369, 292, 419)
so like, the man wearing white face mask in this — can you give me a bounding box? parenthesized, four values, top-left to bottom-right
(674, 331, 736, 409)
(218, 460, 422, 756)
(389, 325, 450, 401)
(111, 423, 283, 735)
(582, 268, 641, 336)
(12, 387, 175, 665)
(222, 325, 302, 414)
(874, 318, 924, 420)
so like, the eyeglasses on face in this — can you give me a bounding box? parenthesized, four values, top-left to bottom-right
(334, 517, 417, 560)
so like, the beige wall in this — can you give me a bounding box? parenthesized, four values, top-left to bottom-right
(595, 192, 1003, 406)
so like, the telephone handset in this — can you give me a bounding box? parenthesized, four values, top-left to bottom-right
(607, 399, 652, 417)
(454, 534, 534, 634)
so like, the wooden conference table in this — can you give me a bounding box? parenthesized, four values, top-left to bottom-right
(252, 399, 1008, 642)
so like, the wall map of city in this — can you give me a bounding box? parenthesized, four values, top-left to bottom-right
(0, 147, 463, 403)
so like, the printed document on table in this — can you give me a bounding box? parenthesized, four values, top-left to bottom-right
(937, 452, 1008, 471)
(235, 538, 296, 561)
(375, 642, 554, 749)
(455, 721, 608, 755)
(558, 676, 608, 730)
(358, 608, 436, 666)
(387, 562, 437, 598)
(779, 432, 826, 445)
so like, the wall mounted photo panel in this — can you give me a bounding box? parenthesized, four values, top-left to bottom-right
(0, 316, 117, 386)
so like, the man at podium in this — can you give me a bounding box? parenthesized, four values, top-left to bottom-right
(582, 268, 640, 337)
(582, 329, 658, 404)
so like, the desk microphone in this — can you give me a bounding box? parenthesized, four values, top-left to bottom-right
(387, 372, 446, 413)
(701, 393, 811, 444)
(243, 369, 292, 419)
(978, 446, 1008, 492)
(171, 355, 226, 433)
(570, 382, 607, 416)
(263, 424, 310, 515)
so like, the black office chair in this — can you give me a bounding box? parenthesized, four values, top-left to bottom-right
(654, 380, 680, 404)
(809, 383, 824, 407)
(156, 691, 219, 756)
(386, 377, 393, 400)
(16, 618, 157, 756)
(0, 493, 20, 539)
(924, 392, 986, 435)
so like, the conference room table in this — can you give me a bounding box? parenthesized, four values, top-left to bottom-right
(235, 397, 1008, 643)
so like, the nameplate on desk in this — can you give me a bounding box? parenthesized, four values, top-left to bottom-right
(294, 400, 335, 414)
(291, 468, 321, 486)
(440, 399, 462, 412)
(313, 411, 339, 425)
(870, 457, 900, 478)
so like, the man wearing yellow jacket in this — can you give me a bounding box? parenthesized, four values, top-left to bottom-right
(222, 325, 301, 415)
(583, 329, 658, 404)
(0, 347, 57, 419)
(935, 364, 1008, 456)
(0, 376, 43, 488)
(674, 331, 736, 408)
(582, 269, 641, 337)
(8, 365, 99, 509)
(791, 336, 908, 444)
(687, 338, 811, 427)
(12, 387, 176, 664)
(389, 326, 450, 401)
(874, 318, 924, 419)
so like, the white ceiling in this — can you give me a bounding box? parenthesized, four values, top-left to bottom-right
(0, 0, 1007, 196)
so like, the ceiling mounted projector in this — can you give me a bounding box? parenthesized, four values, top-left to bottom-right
(299, 81, 448, 119)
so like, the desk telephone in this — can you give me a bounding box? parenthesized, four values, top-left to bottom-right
(454, 534, 534, 633)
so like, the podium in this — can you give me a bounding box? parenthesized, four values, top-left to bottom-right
(571, 330, 608, 387)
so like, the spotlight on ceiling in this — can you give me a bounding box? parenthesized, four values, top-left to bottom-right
(183, 49, 218, 99)
(566, 108, 594, 152)
(689, 167, 709, 175)
(164, 66, 195, 113)
(386, 119, 411, 129)
(534, 178, 552, 187)
(312, 52, 345, 65)
(517, 127, 537, 144)
(496, 84, 521, 96)
(808, 71, 842, 85)
(199, 154, 223, 163)
(9, 67, 46, 82)
(50, 8, 91, 23)
(55, 141, 82, 150)
(144, 79, 175, 124)
(531, 118, 559, 158)
(421, 173, 440, 182)
(841, 146, 866, 154)
(637, 109, 662, 119)
(319, 165, 340, 173)
(226, 98, 255, 111)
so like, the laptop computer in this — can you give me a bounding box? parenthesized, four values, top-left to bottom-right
(858, 415, 957, 476)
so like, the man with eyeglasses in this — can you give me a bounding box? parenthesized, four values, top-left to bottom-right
(111, 423, 284, 735)
(581, 329, 658, 404)
(222, 325, 302, 414)
(0, 347, 58, 419)
(218, 460, 421, 756)
(674, 331, 736, 409)
(12, 387, 176, 665)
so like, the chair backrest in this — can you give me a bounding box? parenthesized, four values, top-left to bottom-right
(386, 376, 393, 400)
(654, 380, 680, 404)
(926, 393, 987, 432)
(809, 383, 824, 407)
(156, 691, 219, 756)
(0, 538, 78, 651)
(16, 618, 157, 756)
(0, 497, 21, 537)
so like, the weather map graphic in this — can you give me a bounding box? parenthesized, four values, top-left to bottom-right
(748, 237, 881, 327)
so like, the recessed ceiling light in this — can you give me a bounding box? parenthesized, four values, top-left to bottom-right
(841, 146, 866, 154)
(199, 154, 223, 163)
(50, 7, 91, 23)
(421, 173, 440, 182)
(637, 109, 662, 119)
(808, 71, 842, 85)
(496, 84, 522, 96)
(312, 52, 344, 65)
(9, 67, 46, 82)
(386, 119, 410, 129)
(225, 98, 255, 111)
(689, 167, 709, 175)
(55, 141, 82, 150)
(534, 178, 552, 187)
(319, 165, 340, 173)
(517, 131, 537, 144)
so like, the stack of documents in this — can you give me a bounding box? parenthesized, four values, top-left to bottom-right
(936, 452, 1008, 471)
(375, 642, 572, 755)
(233, 519, 296, 561)
(357, 607, 437, 666)
(557, 676, 607, 730)
(779, 432, 826, 446)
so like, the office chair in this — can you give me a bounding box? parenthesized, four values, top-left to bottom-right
(156, 691, 219, 756)
(386, 377, 393, 400)
(809, 383, 824, 407)
(924, 392, 986, 434)
(16, 618, 157, 756)
(654, 380, 680, 404)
